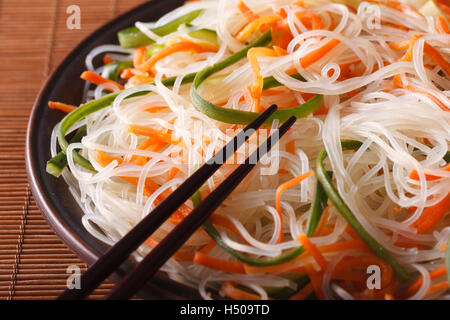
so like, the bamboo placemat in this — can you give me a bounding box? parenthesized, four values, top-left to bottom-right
(0, 0, 148, 300)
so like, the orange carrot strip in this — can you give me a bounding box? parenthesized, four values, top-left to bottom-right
(423, 42, 450, 76)
(412, 195, 450, 234)
(409, 163, 450, 181)
(273, 45, 289, 56)
(295, 11, 322, 30)
(297, 234, 328, 270)
(48, 101, 77, 113)
(404, 266, 447, 298)
(275, 172, 314, 243)
(286, 140, 295, 154)
(126, 124, 178, 144)
(286, 39, 341, 74)
(103, 55, 115, 65)
(289, 283, 314, 300)
(388, 40, 411, 51)
(247, 47, 277, 112)
(166, 167, 180, 181)
(426, 281, 449, 296)
(235, 16, 282, 42)
(304, 264, 325, 299)
(436, 15, 449, 34)
(133, 46, 147, 67)
(393, 34, 422, 88)
(300, 39, 340, 69)
(222, 281, 263, 300)
(136, 41, 217, 72)
(194, 252, 246, 274)
(130, 141, 166, 166)
(405, 85, 449, 111)
(80, 71, 124, 91)
(238, 0, 259, 22)
(94, 150, 190, 225)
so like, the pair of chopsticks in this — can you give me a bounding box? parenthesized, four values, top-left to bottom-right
(58, 105, 296, 300)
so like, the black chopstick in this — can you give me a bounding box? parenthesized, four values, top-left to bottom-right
(58, 105, 278, 300)
(105, 115, 297, 299)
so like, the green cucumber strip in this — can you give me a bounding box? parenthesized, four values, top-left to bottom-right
(101, 61, 133, 81)
(118, 10, 203, 48)
(56, 73, 197, 172)
(190, 30, 322, 125)
(315, 146, 411, 283)
(46, 126, 87, 178)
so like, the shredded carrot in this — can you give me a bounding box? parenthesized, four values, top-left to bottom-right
(295, 11, 322, 30)
(127, 74, 154, 86)
(130, 140, 166, 166)
(194, 252, 246, 274)
(126, 124, 179, 145)
(247, 47, 277, 112)
(313, 206, 331, 236)
(367, 0, 421, 16)
(166, 167, 180, 181)
(286, 39, 340, 74)
(285, 140, 295, 154)
(235, 15, 282, 42)
(199, 240, 216, 255)
(400, 34, 423, 62)
(103, 55, 115, 65)
(297, 234, 328, 270)
(332, 255, 393, 288)
(405, 85, 449, 111)
(411, 195, 450, 234)
(238, 0, 259, 22)
(436, 15, 449, 34)
(388, 40, 411, 51)
(289, 283, 314, 300)
(135, 41, 217, 72)
(423, 42, 450, 76)
(94, 150, 191, 225)
(80, 71, 124, 91)
(222, 281, 263, 300)
(273, 45, 289, 56)
(300, 38, 340, 69)
(133, 46, 147, 67)
(145, 237, 193, 261)
(426, 281, 449, 296)
(409, 163, 450, 181)
(48, 101, 77, 113)
(393, 34, 422, 88)
(275, 172, 314, 243)
(404, 265, 447, 298)
(304, 264, 325, 299)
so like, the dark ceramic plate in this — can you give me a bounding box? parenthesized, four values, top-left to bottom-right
(26, 0, 201, 299)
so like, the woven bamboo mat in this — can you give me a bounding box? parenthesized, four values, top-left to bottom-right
(0, 0, 149, 300)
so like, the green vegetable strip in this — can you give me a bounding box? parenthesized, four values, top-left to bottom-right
(315, 148, 411, 282)
(46, 126, 87, 177)
(54, 32, 293, 175)
(101, 61, 133, 81)
(192, 173, 330, 267)
(306, 172, 331, 237)
(118, 9, 203, 48)
(191, 30, 323, 125)
(56, 73, 197, 173)
(190, 191, 314, 299)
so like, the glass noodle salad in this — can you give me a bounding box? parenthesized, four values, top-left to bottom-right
(48, 0, 450, 300)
